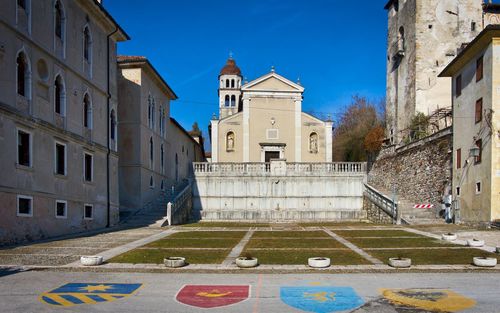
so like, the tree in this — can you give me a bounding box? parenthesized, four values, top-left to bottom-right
(332, 96, 385, 162)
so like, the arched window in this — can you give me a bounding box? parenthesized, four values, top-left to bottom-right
(398, 26, 405, 51)
(149, 137, 154, 168)
(230, 95, 236, 107)
(83, 93, 92, 129)
(54, 75, 65, 115)
(175, 153, 178, 182)
(225, 79, 229, 88)
(160, 144, 164, 173)
(110, 109, 116, 140)
(16, 52, 30, 97)
(224, 95, 230, 107)
(231, 79, 235, 88)
(309, 132, 319, 154)
(226, 131, 235, 151)
(151, 97, 156, 130)
(83, 26, 91, 62)
(147, 95, 153, 128)
(55, 0, 63, 39)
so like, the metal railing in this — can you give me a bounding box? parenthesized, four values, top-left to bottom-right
(364, 184, 400, 224)
(166, 182, 192, 226)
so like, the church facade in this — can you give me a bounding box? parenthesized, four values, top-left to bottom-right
(210, 58, 333, 163)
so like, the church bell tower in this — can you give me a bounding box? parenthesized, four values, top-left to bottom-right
(218, 55, 242, 119)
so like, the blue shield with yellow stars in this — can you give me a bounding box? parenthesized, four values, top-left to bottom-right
(280, 286, 364, 313)
(39, 283, 142, 307)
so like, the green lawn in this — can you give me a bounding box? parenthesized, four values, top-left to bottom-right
(297, 222, 373, 227)
(246, 238, 346, 249)
(242, 249, 370, 265)
(181, 222, 271, 228)
(333, 229, 424, 238)
(348, 237, 459, 248)
(252, 231, 330, 238)
(167, 231, 247, 239)
(146, 238, 241, 248)
(109, 248, 230, 264)
(367, 248, 498, 265)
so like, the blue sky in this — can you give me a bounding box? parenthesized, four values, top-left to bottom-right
(106, 0, 388, 144)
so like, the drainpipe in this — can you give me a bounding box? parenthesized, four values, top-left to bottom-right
(106, 26, 118, 228)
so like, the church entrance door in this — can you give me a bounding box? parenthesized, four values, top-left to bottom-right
(265, 151, 280, 162)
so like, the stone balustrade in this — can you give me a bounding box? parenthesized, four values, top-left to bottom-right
(193, 161, 366, 176)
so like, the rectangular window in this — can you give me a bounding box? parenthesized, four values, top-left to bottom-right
(55, 200, 67, 218)
(475, 98, 482, 124)
(456, 148, 461, 169)
(84, 153, 93, 182)
(17, 0, 26, 9)
(476, 56, 483, 82)
(456, 75, 462, 97)
(17, 129, 31, 167)
(84, 204, 93, 220)
(476, 181, 482, 194)
(17, 195, 32, 217)
(456, 187, 460, 197)
(475, 139, 482, 164)
(55, 142, 66, 175)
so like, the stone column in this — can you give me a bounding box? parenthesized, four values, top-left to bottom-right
(210, 119, 218, 162)
(294, 97, 302, 162)
(325, 120, 333, 162)
(243, 96, 250, 162)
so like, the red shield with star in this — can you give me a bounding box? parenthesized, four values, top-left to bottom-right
(176, 285, 250, 308)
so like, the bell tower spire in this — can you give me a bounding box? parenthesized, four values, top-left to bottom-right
(218, 55, 242, 119)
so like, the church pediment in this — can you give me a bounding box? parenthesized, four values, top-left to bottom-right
(242, 72, 304, 93)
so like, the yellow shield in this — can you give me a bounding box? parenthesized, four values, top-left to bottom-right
(381, 288, 476, 312)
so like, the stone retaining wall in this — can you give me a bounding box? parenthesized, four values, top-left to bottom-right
(362, 195, 393, 224)
(368, 128, 452, 208)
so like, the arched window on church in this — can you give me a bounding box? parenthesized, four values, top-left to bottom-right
(226, 79, 229, 88)
(230, 95, 236, 107)
(224, 95, 230, 107)
(226, 131, 235, 151)
(309, 132, 319, 154)
(231, 79, 235, 88)
(398, 26, 405, 51)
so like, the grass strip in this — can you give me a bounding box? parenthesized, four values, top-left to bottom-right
(181, 222, 270, 228)
(168, 231, 247, 239)
(298, 222, 375, 227)
(333, 229, 425, 238)
(348, 237, 461, 248)
(108, 248, 230, 264)
(242, 249, 370, 265)
(245, 238, 346, 249)
(367, 248, 498, 265)
(145, 238, 241, 249)
(252, 231, 329, 238)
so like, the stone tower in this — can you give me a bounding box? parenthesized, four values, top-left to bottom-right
(384, 0, 484, 145)
(218, 57, 242, 119)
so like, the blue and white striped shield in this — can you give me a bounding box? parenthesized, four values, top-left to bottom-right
(39, 283, 142, 307)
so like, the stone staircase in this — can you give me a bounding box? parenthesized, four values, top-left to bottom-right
(120, 180, 190, 228)
(373, 186, 445, 225)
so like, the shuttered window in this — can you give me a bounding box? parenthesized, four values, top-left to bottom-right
(475, 98, 482, 124)
(476, 56, 483, 82)
(456, 148, 461, 169)
(456, 75, 462, 97)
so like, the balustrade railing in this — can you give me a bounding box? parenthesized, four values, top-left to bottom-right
(193, 162, 366, 175)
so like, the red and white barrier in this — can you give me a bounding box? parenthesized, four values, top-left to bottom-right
(413, 204, 434, 209)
